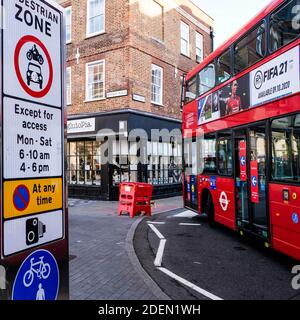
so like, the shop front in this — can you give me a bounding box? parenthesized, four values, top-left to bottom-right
(67, 110, 182, 200)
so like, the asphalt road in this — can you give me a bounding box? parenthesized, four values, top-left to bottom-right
(134, 209, 300, 300)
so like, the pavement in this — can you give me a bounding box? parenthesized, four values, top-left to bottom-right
(134, 209, 300, 300)
(68, 196, 183, 300)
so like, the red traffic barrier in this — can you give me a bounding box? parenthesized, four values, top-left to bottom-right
(118, 182, 153, 218)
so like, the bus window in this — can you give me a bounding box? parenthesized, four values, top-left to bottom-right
(216, 49, 231, 85)
(271, 115, 300, 182)
(184, 137, 197, 176)
(198, 63, 216, 96)
(270, 0, 300, 52)
(184, 76, 197, 104)
(201, 134, 217, 174)
(217, 134, 233, 176)
(234, 21, 266, 74)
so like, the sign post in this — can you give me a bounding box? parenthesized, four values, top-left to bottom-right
(0, 0, 68, 300)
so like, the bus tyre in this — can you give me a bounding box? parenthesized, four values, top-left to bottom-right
(207, 194, 216, 228)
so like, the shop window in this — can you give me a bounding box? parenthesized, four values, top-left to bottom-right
(149, 140, 182, 185)
(67, 141, 102, 186)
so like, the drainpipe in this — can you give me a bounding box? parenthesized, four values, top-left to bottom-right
(210, 26, 215, 53)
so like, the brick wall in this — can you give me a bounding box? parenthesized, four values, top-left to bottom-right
(58, 0, 213, 119)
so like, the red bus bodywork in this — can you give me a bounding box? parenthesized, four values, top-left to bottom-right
(182, 0, 300, 261)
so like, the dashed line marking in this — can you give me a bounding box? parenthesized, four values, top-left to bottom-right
(148, 223, 165, 240)
(179, 223, 201, 226)
(154, 239, 167, 267)
(147, 222, 166, 225)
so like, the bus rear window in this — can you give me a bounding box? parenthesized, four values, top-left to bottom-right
(184, 76, 197, 104)
(270, 0, 300, 52)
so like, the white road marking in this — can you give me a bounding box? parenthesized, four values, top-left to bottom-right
(147, 219, 221, 300)
(147, 222, 166, 225)
(148, 224, 167, 267)
(179, 223, 201, 226)
(168, 210, 198, 219)
(148, 223, 165, 240)
(158, 267, 223, 301)
(154, 239, 167, 267)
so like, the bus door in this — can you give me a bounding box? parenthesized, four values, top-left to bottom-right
(184, 137, 198, 211)
(234, 125, 269, 240)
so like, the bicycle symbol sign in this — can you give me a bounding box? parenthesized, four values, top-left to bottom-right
(12, 249, 59, 300)
(23, 256, 51, 288)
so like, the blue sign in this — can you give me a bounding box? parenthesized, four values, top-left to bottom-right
(210, 176, 217, 190)
(240, 156, 246, 167)
(292, 213, 299, 224)
(12, 249, 59, 300)
(190, 175, 196, 203)
(251, 176, 257, 187)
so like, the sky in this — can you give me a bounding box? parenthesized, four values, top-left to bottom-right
(192, 0, 272, 48)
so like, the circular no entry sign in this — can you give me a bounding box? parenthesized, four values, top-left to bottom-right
(13, 185, 30, 212)
(14, 35, 53, 98)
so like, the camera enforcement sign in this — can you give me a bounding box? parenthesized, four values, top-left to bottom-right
(0, 0, 68, 300)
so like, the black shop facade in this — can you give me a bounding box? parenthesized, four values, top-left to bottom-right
(67, 109, 182, 200)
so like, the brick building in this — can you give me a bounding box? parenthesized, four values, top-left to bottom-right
(57, 0, 214, 200)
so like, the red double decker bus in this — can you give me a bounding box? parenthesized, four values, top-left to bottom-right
(182, 0, 300, 260)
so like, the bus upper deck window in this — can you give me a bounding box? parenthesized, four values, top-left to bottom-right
(184, 76, 197, 104)
(199, 63, 216, 96)
(234, 21, 266, 74)
(217, 49, 231, 85)
(270, 0, 300, 52)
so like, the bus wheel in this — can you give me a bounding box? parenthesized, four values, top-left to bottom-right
(207, 194, 216, 228)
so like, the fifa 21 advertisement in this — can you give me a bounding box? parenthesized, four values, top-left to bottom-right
(198, 46, 300, 125)
(250, 46, 300, 106)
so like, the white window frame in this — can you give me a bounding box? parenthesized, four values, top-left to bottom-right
(196, 32, 204, 63)
(180, 21, 190, 57)
(66, 67, 72, 105)
(85, 59, 105, 102)
(65, 6, 72, 44)
(86, 0, 105, 38)
(151, 64, 163, 106)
